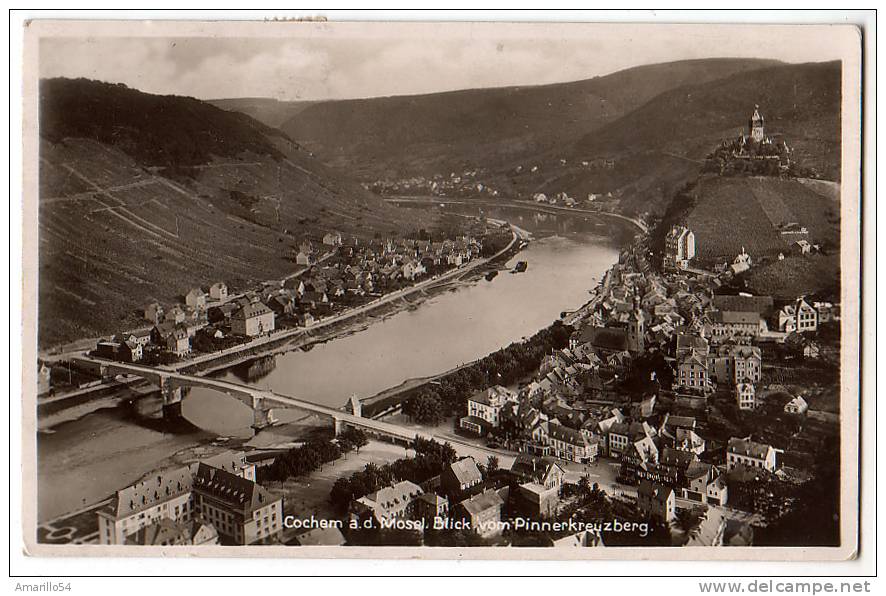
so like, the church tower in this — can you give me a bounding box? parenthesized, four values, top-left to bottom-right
(748, 105, 765, 142)
(626, 309, 645, 355)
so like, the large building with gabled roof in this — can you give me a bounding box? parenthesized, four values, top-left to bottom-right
(97, 458, 282, 546)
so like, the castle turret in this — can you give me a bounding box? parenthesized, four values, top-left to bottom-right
(749, 105, 765, 142)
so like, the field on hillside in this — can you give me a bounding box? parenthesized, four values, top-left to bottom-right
(685, 176, 839, 265)
(744, 253, 841, 301)
(38, 138, 436, 348)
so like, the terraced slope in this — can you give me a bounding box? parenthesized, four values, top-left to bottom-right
(38, 79, 436, 348)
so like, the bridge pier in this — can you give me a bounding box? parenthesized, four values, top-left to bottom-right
(251, 396, 277, 434)
(160, 377, 183, 421)
(332, 416, 345, 437)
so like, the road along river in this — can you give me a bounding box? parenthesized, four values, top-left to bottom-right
(37, 204, 637, 521)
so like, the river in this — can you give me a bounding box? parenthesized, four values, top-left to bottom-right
(36, 205, 636, 521)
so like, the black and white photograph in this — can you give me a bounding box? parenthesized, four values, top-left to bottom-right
(14, 14, 868, 571)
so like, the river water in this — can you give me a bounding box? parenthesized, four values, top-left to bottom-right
(36, 205, 635, 521)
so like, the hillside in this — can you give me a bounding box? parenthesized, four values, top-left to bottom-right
(653, 175, 841, 300)
(508, 61, 841, 217)
(273, 59, 781, 179)
(38, 78, 437, 348)
(685, 176, 840, 264)
(209, 97, 317, 128)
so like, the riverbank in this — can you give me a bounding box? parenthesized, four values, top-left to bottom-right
(37, 209, 629, 522)
(38, 223, 526, 424)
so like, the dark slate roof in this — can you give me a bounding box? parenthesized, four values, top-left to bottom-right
(192, 463, 277, 514)
(295, 526, 346, 546)
(638, 480, 673, 503)
(712, 295, 774, 316)
(107, 466, 192, 520)
(446, 457, 483, 487)
(727, 437, 774, 459)
(459, 488, 504, 516)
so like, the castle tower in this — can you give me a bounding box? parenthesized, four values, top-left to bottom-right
(748, 105, 765, 142)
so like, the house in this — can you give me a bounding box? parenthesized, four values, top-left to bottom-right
(726, 437, 779, 472)
(38, 363, 51, 395)
(552, 529, 605, 547)
(712, 294, 774, 317)
(413, 493, 449, 526)
(637, 481, 676, 523)
(460, 385, 516, 434)
(120, 329, 152, 347)
(231, 302, 275, 337)
(440, 457, 483, 497)
(191, 463, 283, 545)
(664, 226, 696, 270)
(727, 345, 763, 384)
(509, 455, 565, 490)
(546, 423, 597, 463)
(569, 325, 629, 355)
(661, 414, 696, 433)
(185, 288, 207, 310)
(675, 332, 709, 360)
(650, 447, 698, 488)
(708, 295, 773, 341)
(673, 427, 706, 455)
(456, 489, 505, 537)
(197, 450, 257, 481)
(401, 259, 425, 280)
(516, 481, 560, 519)
(676, 352, 712, 393)
(735, 381, 757, 410)
(322, 231, 343, 247)
(685, 508, 727, 547)
(778, 298, 819, 334)
(708, 310, 763, 342)
(97, 466, 195, 545)
(124, 518, 219, 546)
(144, 301, 165, 325)
(295, 251, 313, 266)
(167, 327, 191, 357)
(683, 462, 729, 506)
(784, 396, 809, 415)
(209, 282, 229, 302)
(619, 435, 660, 484)
(268, 295, 295, 318)
(293, 526, 346, 546)
(95, 339, 143, 363)
(165, 306, 186, 324)
(349, 480, 423, 524)
(605, 421, 632, 457)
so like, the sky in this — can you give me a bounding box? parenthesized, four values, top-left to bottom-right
(38, 22, 851, 101)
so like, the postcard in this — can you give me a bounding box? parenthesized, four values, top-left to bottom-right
(20, 18, 863, 561)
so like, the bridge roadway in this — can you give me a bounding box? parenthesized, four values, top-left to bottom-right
(73, 355, 434, 443)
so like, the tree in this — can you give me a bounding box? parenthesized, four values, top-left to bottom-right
(577, 474, 591, 497)
(486, 455, 500, 476)
(404, 391, 444, 425)
(339, 427, 368, 452)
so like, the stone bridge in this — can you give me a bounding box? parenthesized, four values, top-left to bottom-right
(73, 356, 426, 443)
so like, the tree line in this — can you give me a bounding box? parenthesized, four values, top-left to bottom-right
(257, 427, 368, 484)
(401, 321, 573, 425)
(329, 437, 458, 513)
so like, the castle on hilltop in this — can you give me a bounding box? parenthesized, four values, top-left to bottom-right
(704, 106, 799, 177)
